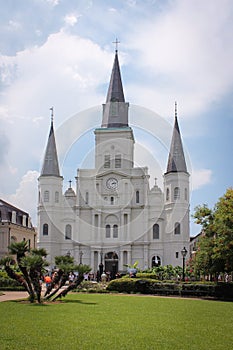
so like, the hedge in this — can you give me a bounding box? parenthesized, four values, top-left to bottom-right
(107, 278, 233, 300)
(0, 271, 25, 291)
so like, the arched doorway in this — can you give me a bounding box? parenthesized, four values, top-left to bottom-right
(104, 251, 118, 279)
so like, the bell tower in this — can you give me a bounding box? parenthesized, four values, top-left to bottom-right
(163, 103, 190, 266)
(95, 48, 134, 172)
(38, 108, 63, 265)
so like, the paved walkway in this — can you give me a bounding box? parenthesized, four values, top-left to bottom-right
(0, 291, 29, 302)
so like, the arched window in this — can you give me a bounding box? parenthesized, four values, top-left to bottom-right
(174, 222, 180, 235)
(94, 214, 98, 227)
(115, 154, 121, 168)
(113, 224, 118, 238)
(166, 188, 170, 201)
(110, 197, 114, 205)
(65, 224, 72, 240)
(104, 155, 110, 168)
(152, 256, 161, 267)
(85, 191, 89, 205)
(44, 190, 49, 202)
(43, 223, 48, 236)
(185, 188, 188, 201)
(174, 187, 180, 200)
(153, 224, 159, 239)
(136, 190, 140, 204)
(106, 224, 111, 238)
(55, 191, 59, 203)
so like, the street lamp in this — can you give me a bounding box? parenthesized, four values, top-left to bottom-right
(181, 247, 188, 281)
(79, 250, 83, 265)
(99, 250, 104, 276)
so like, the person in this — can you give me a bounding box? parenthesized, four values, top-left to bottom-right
(69, 272, 75, 284)
(101, 271, 107, 283)
(44, 275, 52, 289)
(84, 272, 89, 281)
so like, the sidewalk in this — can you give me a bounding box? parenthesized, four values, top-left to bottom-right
(0, 291, 28, 302)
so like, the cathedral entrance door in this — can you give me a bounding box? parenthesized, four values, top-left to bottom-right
(104, 252, 118, 279)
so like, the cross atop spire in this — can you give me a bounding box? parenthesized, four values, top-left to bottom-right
(112, 38, 120, 52)
(165, 105, 188, 174)
(40, 109, 61, 177)
(50, 107, 54, 124)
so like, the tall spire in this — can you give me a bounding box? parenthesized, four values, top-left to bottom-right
(40, 108, 60, 177)
(101, 43, 129, 128)
(166, 103, 188, 174)
(106, 48, 125, 103)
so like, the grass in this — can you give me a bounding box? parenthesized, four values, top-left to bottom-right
(0, 294, 233, 350)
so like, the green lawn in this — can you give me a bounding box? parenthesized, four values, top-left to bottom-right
(0, 294, 233, 350)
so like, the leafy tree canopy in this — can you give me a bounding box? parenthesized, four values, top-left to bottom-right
(193, 188, 233, 275)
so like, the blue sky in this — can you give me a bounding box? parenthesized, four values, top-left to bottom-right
(0, 0, 232, 235)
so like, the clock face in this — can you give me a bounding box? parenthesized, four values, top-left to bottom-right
(106, 177, 118, 190)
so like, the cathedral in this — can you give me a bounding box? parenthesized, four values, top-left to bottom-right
(38, 49, 190, 274)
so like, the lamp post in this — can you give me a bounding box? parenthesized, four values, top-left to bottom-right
(181, 247, 188, 281)
(99, 250, 104, 276)
(79, 250, 83, 265)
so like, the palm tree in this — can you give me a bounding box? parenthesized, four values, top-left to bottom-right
(8, 241, 35, 302)
(52, 264, 91, 301)
(0, 256, 29, 291)
(44, 255, 91, 301)
(21, 254, 48, 303)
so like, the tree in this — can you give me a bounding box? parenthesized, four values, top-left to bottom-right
(193, 188, 233, 277)
(8, 240, 36, 302)
(1, 243, 91, 303)
(0, 242, 48, 302)
(44, 255, 91, 301)
(213, 188, 233, 272)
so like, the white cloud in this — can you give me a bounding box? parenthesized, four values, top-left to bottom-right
(0, 31, 114, 208)
(7, 170, 39, 225)
(0, 30, 112, 122)
(191, 168, 212, 191)
(127, 0, 233, 117)
(46, 0, 59, 6)
(8, 20, 22, 31)
(64, 14, 80, 26)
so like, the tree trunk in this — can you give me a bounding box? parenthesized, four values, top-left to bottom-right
(29, 270, 42, 303)
(44, 270, 63, 297)
(44, 274, 68, 301)
(52, 274, 84, 301)
(5, 265, 29, 293)
(18, 264, 35, 302)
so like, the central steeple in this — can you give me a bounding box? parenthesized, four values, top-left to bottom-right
(106, 50, 125, 103)
(101, 48, 129, 128)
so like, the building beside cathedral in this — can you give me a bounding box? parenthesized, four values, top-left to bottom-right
(0, 199, 36, 259)
(38, 50, 190, 274)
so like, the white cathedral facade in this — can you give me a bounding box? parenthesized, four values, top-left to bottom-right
(38, 50, 190, 274)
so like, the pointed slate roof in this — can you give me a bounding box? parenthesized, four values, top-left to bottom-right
(106, 50, 125, 103)
(41, 119, 60, 177)
(101, 50, 129, 128)
(166, 104, 188, 174)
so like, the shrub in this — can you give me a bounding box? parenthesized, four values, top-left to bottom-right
(107, 278, 230, 299)
(107, 278, 137, 293)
